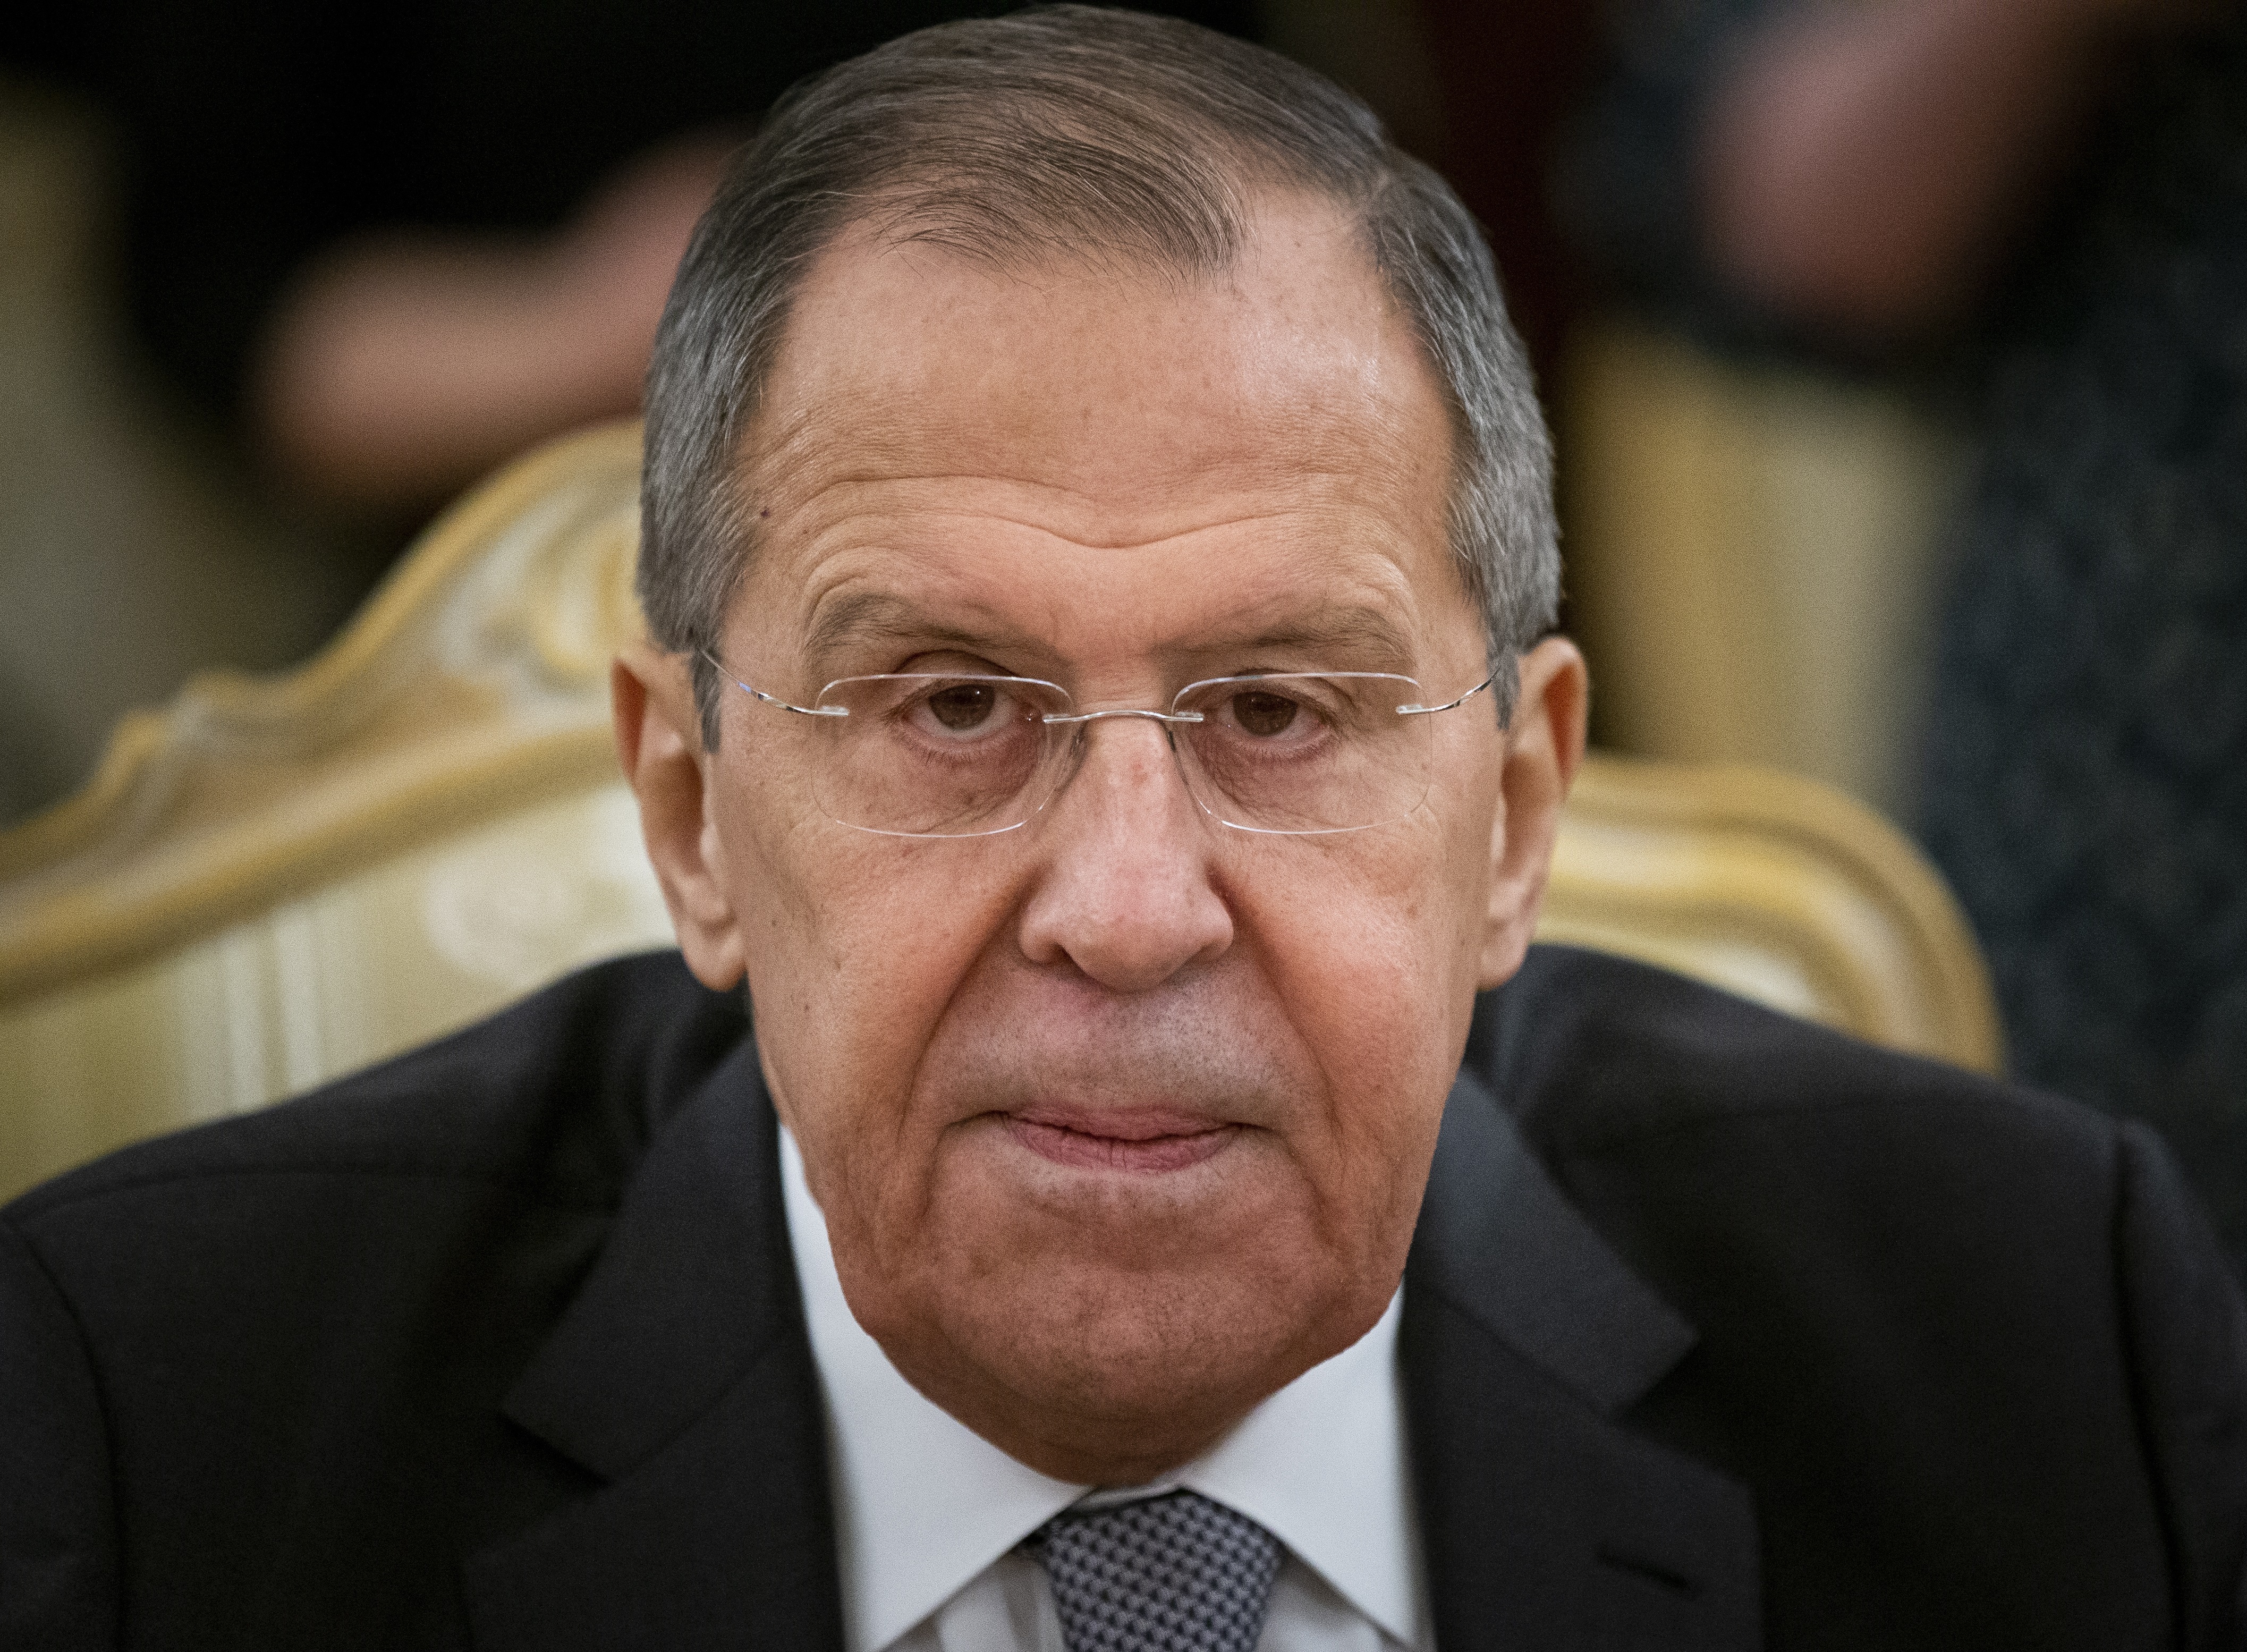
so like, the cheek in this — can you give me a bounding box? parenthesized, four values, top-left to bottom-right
(728, 800, 1023, 1193)
(1229, 819, 1486, 1210)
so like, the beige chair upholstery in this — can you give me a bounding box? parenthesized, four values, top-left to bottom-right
(1562, 318, 1964, 821)
(0, 421, 2003, 1202)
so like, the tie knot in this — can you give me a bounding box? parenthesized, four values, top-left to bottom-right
(1029, 1489, 1283, 1652)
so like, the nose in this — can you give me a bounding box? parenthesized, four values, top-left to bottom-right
(1015, 717, 1235, 992)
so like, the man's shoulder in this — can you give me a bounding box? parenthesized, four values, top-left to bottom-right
(1480, 941, 2103, 1166)
(0, 951, 762, 1647)
(4, 948, 747, 1236)
(1467, 954, 2247, 1647)
(1473, 944, 2173, 1346)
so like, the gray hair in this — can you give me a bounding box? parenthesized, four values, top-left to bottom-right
(640, 4, 1558, 743)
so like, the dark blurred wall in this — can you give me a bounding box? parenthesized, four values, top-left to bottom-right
(1420, 1, 1604, 404)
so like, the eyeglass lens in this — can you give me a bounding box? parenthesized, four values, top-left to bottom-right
(806, 673, 1434, 837)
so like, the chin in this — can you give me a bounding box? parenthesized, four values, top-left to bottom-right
(979, 1279, 1310, 1448)
(948, 1233, 1378, 1417)
(832, 1128, 1408, 1474)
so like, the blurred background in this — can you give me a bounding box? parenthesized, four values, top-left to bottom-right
(3, 0, 2244, 1252)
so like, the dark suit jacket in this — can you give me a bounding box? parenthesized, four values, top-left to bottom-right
(4, 945, 2244, 1650)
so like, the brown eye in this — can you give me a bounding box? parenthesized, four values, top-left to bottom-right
(926, 683, 998, 731)
(1231, 690, 1299, 738)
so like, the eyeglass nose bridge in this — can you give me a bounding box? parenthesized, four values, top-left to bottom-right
(1038, 706, 1206, 727)
(1031, 703, 1219, 832)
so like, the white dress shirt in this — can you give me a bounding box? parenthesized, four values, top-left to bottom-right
(779, 1129, 1433, 1652)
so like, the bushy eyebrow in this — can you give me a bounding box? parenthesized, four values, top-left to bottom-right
(804, 591, 1015, 667)
(1220, 606, 1419, 668)
(802, 589, 1421, 674)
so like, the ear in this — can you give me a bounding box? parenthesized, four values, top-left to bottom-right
(612, 641, 749, 990)
(1477, 636, 1589, 990)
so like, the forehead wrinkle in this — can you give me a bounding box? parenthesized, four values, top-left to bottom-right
(742, 359, 1439, 539)
(757, 449, 1387, 552)
(756, 454, 1395, 605)
(784, 504, 1419, 622)
(795, 552, 1428, 683)
(745, 471, 1454, 681)
(794, 498, 1319, 564)
(808, 590, 1415, 658)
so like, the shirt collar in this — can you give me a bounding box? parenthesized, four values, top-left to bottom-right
(780, 1126, 1423, 1652)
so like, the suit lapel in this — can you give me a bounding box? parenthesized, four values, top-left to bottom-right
(1405, 1070, 1761, 1651)
(457, 1017, 1759, 1650)
(463, 1039, 844, 1651)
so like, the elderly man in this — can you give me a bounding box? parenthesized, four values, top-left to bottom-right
(5, 10, 2245, 1650)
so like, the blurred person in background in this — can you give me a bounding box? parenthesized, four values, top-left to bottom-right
(1566, 0, 2247, 1272)
(7, 1, 1255, 522)
(0, 1, 1253, 825)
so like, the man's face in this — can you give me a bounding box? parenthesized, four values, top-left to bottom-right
(624, 193, 1577, 1481)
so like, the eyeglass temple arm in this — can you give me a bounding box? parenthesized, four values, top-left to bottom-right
(1396, 669, 1498, 717)
(698, 649, 851, 718)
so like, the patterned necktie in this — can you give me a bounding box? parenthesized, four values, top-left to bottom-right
(1028, 1488, 1283, 1652)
